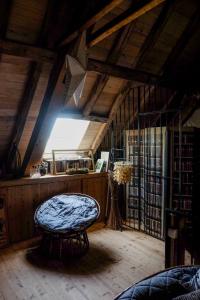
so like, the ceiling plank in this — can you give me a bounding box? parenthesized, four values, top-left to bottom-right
(59, 0, 124, 47)
(136, 0, 176, 68)
(87, 58, 160, 85)
(0, 39, 56, 63)
(21, 54, 65, 175)
(92, 83, 131, 152)
(37, 0, 57, 47)
(83, 23, 134, 117)
(88, 0, 166, 47)
(161, 7, 200, 77)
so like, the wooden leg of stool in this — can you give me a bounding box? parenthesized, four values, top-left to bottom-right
(59, 236, 63, 259)
(83, 231, 89, 251)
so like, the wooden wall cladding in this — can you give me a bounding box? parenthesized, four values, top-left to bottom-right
(0, 173, 107, 245)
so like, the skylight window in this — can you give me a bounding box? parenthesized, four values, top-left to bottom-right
(44, 118, 90, 156)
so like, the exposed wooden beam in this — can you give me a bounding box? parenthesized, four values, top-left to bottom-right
(83, 74, 108, 117)
(88, 0, 166, 47)
(87, 58, 160, 84)
(0, 39, 56, 63)
(161, 7, 200, 76)
(83, 23, 134, 117)
(11, 63, 42, 147)
(136, 0, 175, 67)
(21, 54, 65, 175)
(59, 110, 108, 123)
(59, 0, 124, 47)
(0, 0, 12, 38)
(6, 63, 42, 168)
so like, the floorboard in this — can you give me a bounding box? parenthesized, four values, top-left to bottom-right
(0, 224, 164, 300)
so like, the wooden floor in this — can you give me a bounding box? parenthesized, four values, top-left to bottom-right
(0, 224, 164, 300)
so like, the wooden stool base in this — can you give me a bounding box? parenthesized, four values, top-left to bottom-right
(39, 230, 89, 259)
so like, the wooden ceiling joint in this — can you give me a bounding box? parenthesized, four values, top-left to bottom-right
(58, 0, 124, 47)
(0, 39, 56, 63)
(59, 110, 108, 123)
(88, 0, 166, 47)
(87, 58, 160, 85)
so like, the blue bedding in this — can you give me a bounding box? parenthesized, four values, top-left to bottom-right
(115, 266, 200, 300)
(34, 194, 99, 233)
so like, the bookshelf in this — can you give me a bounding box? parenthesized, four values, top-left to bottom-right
(170, 131, 194, 212)
(165, 130, 194, 267)
(126, 127, 167, 239)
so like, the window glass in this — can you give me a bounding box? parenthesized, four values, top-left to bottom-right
(43, 118, 90, 157)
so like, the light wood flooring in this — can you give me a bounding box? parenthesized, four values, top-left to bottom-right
(0, 224, 164, 300)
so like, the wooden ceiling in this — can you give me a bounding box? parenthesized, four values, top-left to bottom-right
(0, 0, 200, 176)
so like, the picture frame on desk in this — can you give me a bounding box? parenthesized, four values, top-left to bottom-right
(95, 159, 104, 173)
(100, 151, 109, 171)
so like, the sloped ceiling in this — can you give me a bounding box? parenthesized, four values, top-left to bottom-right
(0, 0, 200, 176)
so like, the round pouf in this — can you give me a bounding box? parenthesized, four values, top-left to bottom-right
(34, 193, 100, 259)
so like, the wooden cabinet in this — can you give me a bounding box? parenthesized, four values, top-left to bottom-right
(0, 173, 107, 245)
(83, 176, 107, 221)
(67, 179, 82, 193)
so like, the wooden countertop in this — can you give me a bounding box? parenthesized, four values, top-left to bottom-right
(0, 172, 108, 188)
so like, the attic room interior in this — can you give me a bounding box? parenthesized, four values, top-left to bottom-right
(1, 0, 200, 299)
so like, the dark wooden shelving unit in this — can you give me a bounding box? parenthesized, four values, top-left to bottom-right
(126, 127, 167, 240)
(165, 130, 195, 267)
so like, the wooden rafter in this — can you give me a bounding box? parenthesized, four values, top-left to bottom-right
(88, 0, 166, 47)
(161, 7, 200, 76)
(83, 74, 108, 117)
(21, 55, 65, 175)
(0, 39, 56, 63)
(6, 62, 42, 163)
(87, 58, 160, 85)
(83, 23, 134, 117)
(58, 0, 124, 47)
(136, 0, 176, 67)
(59, 110, 108, 123)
